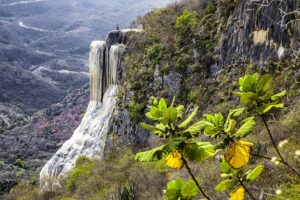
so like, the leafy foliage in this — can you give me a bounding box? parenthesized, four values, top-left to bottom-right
(215, 179, 236, 192)
(175, 10, 199, 47)
(233, 73, 286, 114)
(183, 142, 215, 162)
(135, 98, 215, 199)
(135, 93, 267, 200)
(135, 98, 215, 163)
(244, 164, 264, 181)
(165, 178, 199, 200)
(199, 108, 255, 140)
(135, 145, 167, 162)
(215, 159, 263, 200)
(66, 156, 95, 191)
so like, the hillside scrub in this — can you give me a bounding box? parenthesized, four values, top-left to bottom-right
(5, 150, 168, 200)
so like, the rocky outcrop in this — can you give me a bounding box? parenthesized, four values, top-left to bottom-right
(40, 85, 119, 187)
(219, 0, 299, 66)
(40, 29, 142, 188)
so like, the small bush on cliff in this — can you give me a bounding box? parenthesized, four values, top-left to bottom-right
(175, 10, 200, 47)
(66, 156, 95, 191)
(128, 102, 145, 123)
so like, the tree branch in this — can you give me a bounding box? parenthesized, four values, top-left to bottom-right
(182, 157, 212, 200)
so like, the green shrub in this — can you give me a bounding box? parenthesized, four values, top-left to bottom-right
(14, 159, 29, 169)
(205, 0, 216, 14)
(129, 81, 142, 91)
(145, 43, 166, 65)
(128, 102, 145, 123)
(175, 10, 199, 47)
(66, 156, 95, 191)
(188, 91, 196, 101)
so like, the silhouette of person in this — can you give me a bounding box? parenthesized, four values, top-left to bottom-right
(116, 24, 120, 31)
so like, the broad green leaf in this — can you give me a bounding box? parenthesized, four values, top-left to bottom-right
(135, 145, 166, 162)
(257, 74, 272, 95)
(219, 158, 238, 176)
(271, 90, 286, 101)
(215, 179, 236, 192)
(239, 92, 258, 105)
(178, 107, 199, 128)
(145, 106, 164, 121)
(166, 178, 184, 200)
(176, 105, 185, 118)
(162, 107, 178, 124)
(224, 108, 245, 134)
(239, 73, 258, 92)
(231, 107, 246, 117)
(220, 158, 232, 174)
(205, 114, 215, 123)
(184, 142, 215, 162)
(215, 113, 224, 126)
(262, 103, 284, 113)
(204, 124, 222, 138)
(183, 120, 208, 136)
(233, 117, 255, 138)
(203, 113, 223, 137)
(141, 123, 168, 138)
(152, 98, 158, 105)
(153, 123, 169, 138)
(225, 119, 237, 134)
(245, 164, 264, 181)
(158, 98, 167, 110)
(165, 188, 181, 200)
(233, 91, 243, 97)
(182, 180, 199, 199)
(140, 123, 163, 133)
(205, 113, 223, 126)
(220, 173, 233, 179)
(165, 138, 185, 152)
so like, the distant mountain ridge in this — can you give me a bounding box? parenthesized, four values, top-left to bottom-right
(0, 0, 170, 132)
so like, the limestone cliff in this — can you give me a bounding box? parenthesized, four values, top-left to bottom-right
(219, 0, 299, 66)
(40, 30, 141, 188)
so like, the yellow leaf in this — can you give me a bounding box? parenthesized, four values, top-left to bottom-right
(166, 150, 184, 170)
(225, 141, 253, 169)
(230, 187, 245, 200)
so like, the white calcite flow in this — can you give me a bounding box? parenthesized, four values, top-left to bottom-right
(40, 37, 126, 189)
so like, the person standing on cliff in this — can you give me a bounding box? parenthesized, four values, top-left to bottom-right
(116, 24, 120, 31)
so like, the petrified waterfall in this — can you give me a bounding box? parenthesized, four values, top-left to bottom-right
(107, 44, 125, 86)
(40, 30, 134, 188)
(90, 41, 106, 102)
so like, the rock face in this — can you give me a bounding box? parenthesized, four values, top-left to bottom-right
(219, 0, 299, 66)
(40, 85, 118, 186)
(40, 30, 141, 188)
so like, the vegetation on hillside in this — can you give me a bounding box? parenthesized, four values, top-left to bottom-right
(134, 73, 299, 200)
(4, 0, 300, 199)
